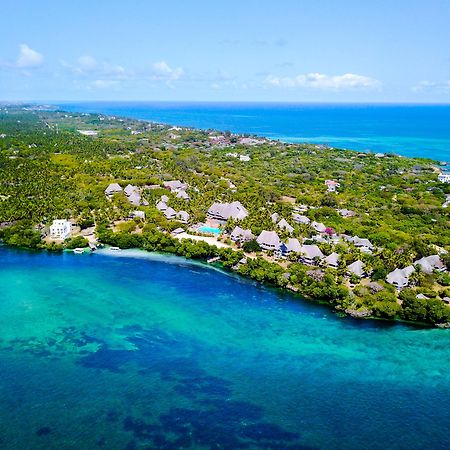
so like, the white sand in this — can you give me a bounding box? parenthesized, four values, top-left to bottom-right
(174, 232, 232, 249)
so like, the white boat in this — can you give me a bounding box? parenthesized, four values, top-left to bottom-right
(110, 246, 121, 251)
(73, 248, 84, 254)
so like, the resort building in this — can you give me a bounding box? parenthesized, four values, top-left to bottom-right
(438, 173, 450, 183)
(230, 226, 253, 243)
(270, 212, 279, 223)
(337, 209, 356, 218)
(49, 219, 72, 240)
(257, 230, 280, 251)
(176, 211, 190, 223)
(386, 266, 415, 289)
(298, 244, 324, 265)
(156, 201, 168, 211)
(164, 207, 177, 220)
(105, 183, 123, 197)
(325, 179, 340, 192)
(277, 218, 294, 234)
(124, 184, 139, 196)
(207, 201, 249, 222)
(414, 255, 446, 274)
(131, 211, 145, 220)
(176, 190, 190, 200)
(323, 252, 340, 269)
(347, 260, 366, 278)
(292, 214, 310, 225)
(163, 180, 187, 192)
(311, 221, 327, 233)
(280, 238, 302, 257)
(127, 191, 141, 206)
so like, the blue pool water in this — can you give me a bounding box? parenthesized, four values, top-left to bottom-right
(0, 246, 449, 449)
(198, 226, 221, 234)
(57, 101, 450, 160)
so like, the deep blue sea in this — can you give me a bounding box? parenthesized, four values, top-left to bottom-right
(1, 247, 449, 449)
(57, 102, 450, 161)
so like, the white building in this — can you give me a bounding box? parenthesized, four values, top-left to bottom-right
(50, 219, 72, 240)
(325, 180, 340, 192)
(438, 173, 450, 183)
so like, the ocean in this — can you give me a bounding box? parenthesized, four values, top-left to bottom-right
(57, 102, 450, 161)
(0, 246, 449, 449)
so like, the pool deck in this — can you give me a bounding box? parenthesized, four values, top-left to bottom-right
(174, 232, 231, 249)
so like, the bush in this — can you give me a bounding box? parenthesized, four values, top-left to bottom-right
(0, 223, 41, 249)
(64, 236, 89, 249)
(242, 239, 261, 253)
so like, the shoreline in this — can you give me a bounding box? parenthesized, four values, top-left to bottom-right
(0, 243, 437, 329)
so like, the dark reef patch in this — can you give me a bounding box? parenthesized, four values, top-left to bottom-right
(125, 404, 303, 449)
(35, 426, 51, 436)
(4, 326, 103, 359)
(79, 326, 305, 449)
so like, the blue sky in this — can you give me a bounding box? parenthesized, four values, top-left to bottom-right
(1, 0, 449, 102)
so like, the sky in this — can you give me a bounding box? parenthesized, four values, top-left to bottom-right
(1, 0, 450, 103)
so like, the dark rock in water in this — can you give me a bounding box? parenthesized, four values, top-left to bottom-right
(124, 440, 137, 450)
(36, 427, 51, 436)
(345, 308, 372, 318)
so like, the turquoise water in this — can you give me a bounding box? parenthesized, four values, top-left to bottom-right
(0, 246, 449, 449)
(198, 226, 221, 235)
(58, 102, 450, 160)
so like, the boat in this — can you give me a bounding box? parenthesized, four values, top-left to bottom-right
(110, 246, 121, 251)
(73, 248, 84, 254)
(207, 256, 221, 264)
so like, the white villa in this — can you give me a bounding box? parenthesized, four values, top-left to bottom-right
(105, 183, 123, 197)
(164, 207, 177, 220)
(163, 180, 188, 193)
(323, 252, 340, 269)
(311, 221, 327, 233)
(347, 260, 366, 278)
(230, 226, 253, 243)
(176, 190, 190, 200)
(325, 180, 340, 192)
(256, 230, 280, 251)
(386, 266, 415, 289)
(277, 218, 294, 234)
(292, 214, 310, 225)
(298, 244, 324, 265)
(414, 255, 446, 273)
(438, 173, 450, 183)
(50, 219, 72, 240)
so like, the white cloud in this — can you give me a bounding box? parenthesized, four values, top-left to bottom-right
(77, 55, 98, 72)
(151, 61, 185, 83)
(266, 72, 381, 90)
(16, 44, 43, 68)
(90, 79, 119, 89)
(413, 80, 450, 93)
(62, 55, 131, 80)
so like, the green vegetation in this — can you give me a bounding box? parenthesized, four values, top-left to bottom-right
(1, 105, 450, 326)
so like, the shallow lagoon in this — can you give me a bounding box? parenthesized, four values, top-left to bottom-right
(0, 246, 449, 449)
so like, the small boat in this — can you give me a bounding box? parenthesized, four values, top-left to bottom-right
(110, 246, 121, 251)
(207, 256, 221, 264)
(73, 248, 84, 254)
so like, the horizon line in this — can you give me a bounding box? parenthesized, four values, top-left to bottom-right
(3, 100, 450, 106)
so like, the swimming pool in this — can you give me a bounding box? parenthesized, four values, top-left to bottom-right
(198, 226, 221, 234)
